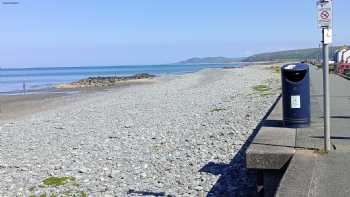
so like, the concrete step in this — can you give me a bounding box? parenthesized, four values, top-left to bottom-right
(275, 150, 317, 197)
(246, 98, 296, 170)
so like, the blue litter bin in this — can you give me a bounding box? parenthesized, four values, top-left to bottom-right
(281, 63, 310, 128)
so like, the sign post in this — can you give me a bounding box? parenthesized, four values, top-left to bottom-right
(317, 0, 332, 152)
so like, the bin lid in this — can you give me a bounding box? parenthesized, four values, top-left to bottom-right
(282, 63, 309, 71)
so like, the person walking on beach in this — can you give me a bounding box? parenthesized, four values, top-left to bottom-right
(22, 81, 26, 94)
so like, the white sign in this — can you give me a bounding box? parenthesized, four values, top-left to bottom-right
(323, 28, 332, 44)
(317, 0, 332, 28)
(291, 95, 301, 109)
(285, 64, 296, 70)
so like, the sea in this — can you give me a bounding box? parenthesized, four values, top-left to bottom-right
(0, 63, 242, 94)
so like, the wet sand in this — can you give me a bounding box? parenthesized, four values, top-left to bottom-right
(0, 79, 155, 122)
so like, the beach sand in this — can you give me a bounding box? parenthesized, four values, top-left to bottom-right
(0, 64, 281, 196)
(0, 79, 155, 122)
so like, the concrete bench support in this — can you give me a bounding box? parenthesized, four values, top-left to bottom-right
(275, 150, 316, 197)
(256, 170, 264, 196)
(246, 97, 296, 196)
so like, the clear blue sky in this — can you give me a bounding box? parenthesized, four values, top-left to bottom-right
(1, 0, 350, 67)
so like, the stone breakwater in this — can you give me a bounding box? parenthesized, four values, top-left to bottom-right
(57, 73, 156, 88)
(0, 65, 280, 196)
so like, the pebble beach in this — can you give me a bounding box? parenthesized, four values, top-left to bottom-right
(0, 65, 280, 196)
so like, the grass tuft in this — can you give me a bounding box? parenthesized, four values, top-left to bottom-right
(252, 84, 274, 97)
(271, 65, 281, 74)
(30, 193, 84, 197)
(314, 149, 328, 155)
(31, 176, 88, 197)
(81, 192, 88, 197)
(29, 195, 49, 197)
(42, 176, 76, 187)
(252, 84, 271, 92)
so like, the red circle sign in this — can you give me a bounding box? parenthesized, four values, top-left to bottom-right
(321, 11, 329, 20)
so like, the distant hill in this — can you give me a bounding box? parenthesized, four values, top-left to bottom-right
(176, 57, 245, 64)
(243, 47, 343, 62)
(176, 46, 348, 64)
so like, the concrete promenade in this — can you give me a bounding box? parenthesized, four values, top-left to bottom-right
(278, 66, 350, 197)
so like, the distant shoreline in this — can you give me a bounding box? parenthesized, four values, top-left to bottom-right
(0, 61, 284, 95)
(0, 62, 242, 70)
(0, 62, 287, 95)
(1, 63, 244, 93)
(0, 63, 284, 122)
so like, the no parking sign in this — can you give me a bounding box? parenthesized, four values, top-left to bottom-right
(317, 0, 332, 28)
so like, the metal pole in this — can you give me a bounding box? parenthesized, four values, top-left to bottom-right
(322, 28, 331, 152)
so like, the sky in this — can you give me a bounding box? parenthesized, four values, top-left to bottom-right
(1, 0, 350, 68)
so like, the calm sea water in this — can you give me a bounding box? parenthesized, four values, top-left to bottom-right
(0, 64, 242, 93)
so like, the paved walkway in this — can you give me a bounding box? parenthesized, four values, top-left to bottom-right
(296, 67, 350, 197)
